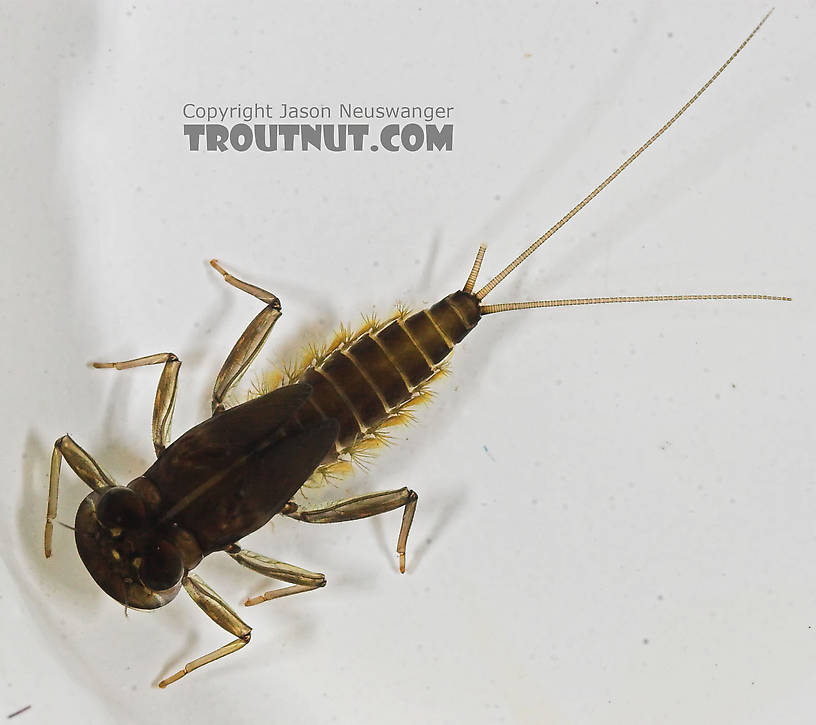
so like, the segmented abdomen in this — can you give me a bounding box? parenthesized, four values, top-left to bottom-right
(288, 290, 480, 467)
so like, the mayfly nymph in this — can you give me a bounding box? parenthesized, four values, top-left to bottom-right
(44, 11, 787, 688)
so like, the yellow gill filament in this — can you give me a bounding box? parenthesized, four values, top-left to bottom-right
(475, 9, 774, 302)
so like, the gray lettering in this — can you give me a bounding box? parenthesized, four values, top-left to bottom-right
(301, 125, 322, 150)
(206, 124, 229, 151)
(230, 123, 253, 151)
(426, 124, 453, 151)
(184, 124, 205, 151)
(323, 124, 346, 151)
(381, 124, 400, 152)
(401, 123, 423, 152)
(347, 124, 368, 150)
(278, 124, 300, 150)
(255, 124, 277, 151)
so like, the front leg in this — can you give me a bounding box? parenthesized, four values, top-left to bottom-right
(158, 573, 252, 688)
(283, 488, 418, 573)
(92, 352, 181, 457)
(209, 259, 282, 415)
(45, 435, 116, 557)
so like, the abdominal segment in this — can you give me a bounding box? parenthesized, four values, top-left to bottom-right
(259, 291, 480, 486)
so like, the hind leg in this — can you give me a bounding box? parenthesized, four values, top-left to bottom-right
(283, 488, 418, 573)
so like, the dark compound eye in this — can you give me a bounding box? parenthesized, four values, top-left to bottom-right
(139, 540, 184, 592)
(96, 487, 146, 531)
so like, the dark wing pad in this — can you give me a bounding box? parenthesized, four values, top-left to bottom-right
(148, 383, 314, 483)
(173, 418, 340, 553)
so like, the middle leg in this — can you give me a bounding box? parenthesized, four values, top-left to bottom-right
(209, 260, 282, 415)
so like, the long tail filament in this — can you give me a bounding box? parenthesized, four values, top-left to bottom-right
(475, 10, 774, 303)
(480, 293, 790, 315)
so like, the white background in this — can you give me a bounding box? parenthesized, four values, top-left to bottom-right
(1, 1, 814, 723)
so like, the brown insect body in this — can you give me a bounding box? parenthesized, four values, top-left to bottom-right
(290, 291, 481, 452)
(44, 12, 786, 688)
(73, 385, 338, 610)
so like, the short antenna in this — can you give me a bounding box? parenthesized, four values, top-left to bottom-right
(475, 9, 774, 302)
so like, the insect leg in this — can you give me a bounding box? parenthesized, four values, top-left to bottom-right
(158, 572, 252, 688)
(45, 435, 115, 558)
(209, 259, 282, 415)
(283, 488, 418, 573)
(225, 544, 327, 606)
(91, 352, 181, 457)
